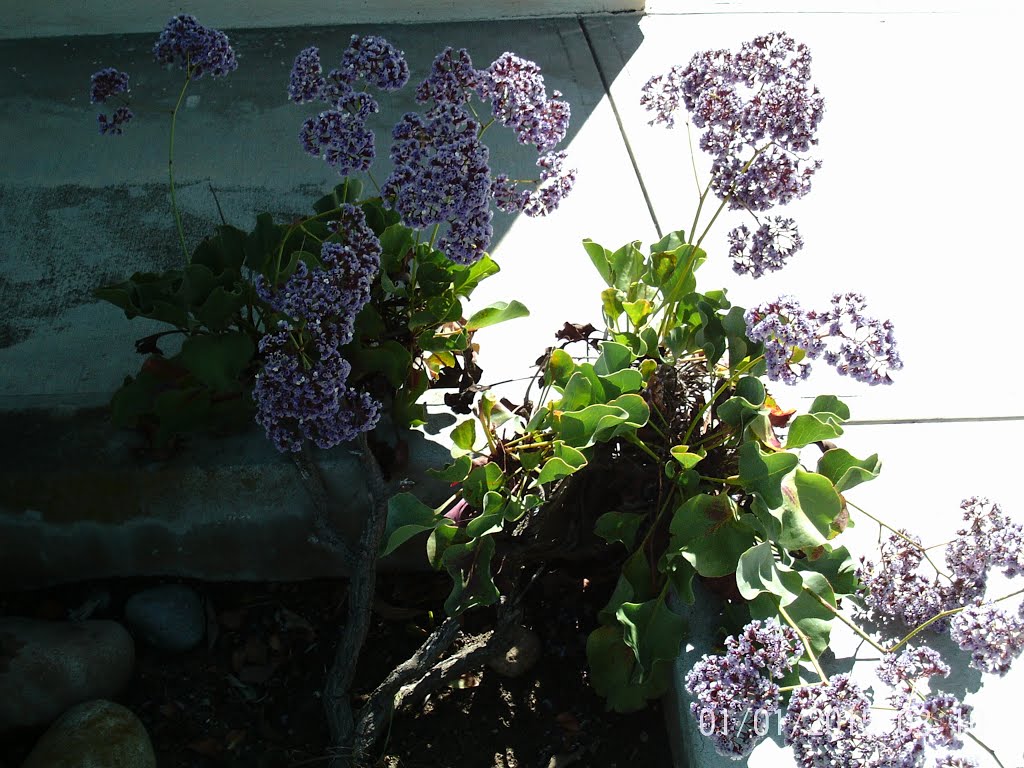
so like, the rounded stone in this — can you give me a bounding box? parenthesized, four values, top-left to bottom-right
(21, 699, 156, 768)
(487, 625, 542, 678)
(123, 583, 205, 652)
(0, 617, 135, 733)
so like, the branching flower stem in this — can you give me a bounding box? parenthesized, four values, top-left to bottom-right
(777, 600, 828, 682)
(168, 68, 193, 263)
(847, 500, 952, 580)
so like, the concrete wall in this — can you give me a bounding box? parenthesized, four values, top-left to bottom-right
(0, 0, 645, 39)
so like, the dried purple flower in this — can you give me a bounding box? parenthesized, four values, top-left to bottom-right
(253, 336, 381, 453)
(949, 602, 1024, 676)
(523, 151, 577, 217)
(299, 104, 377, 177)
(483, 52, 570, 152)
(339, 35, 409, 92)
(685, 653, 780, 758)
(745, 293, 903, 385)
(416, 47, 484, 106)
(728, 216, 804, 278)
(858, 530, 952, 630)
(876, 646, 950, 691)
(153, 14, 237, 79)
(97, 106, 134, 136)
(90, 67, 130, 103)
(784, 675, 873, 768)
(724, 618, 804, 679)
(642, 32, 823, 211)
(288, 46, 325, 104)
(946, 498, 1024, 597)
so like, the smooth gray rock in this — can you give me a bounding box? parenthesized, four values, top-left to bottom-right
(0, 618, 134, 733)
(123, 583, 205, 652)
(20, 699, 156, 768)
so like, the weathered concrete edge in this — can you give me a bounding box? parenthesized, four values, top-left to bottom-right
(0, 403, 458, 590)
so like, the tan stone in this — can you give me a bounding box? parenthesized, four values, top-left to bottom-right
(21, 700, 155, 768)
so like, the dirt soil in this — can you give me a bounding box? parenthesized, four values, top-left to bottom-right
(0, 567, 675, 768)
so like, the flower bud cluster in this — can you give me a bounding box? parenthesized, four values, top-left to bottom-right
(89, 65, 133, 134)
(685, 618, 802, 757)
(382, 47, 575, 265)
(253, 204, 383, 452)
(153, 14, 237, 79)
(744, 293, 903, 385)
(288, 36, 410, 177)
(728, 217, 804, 278)
(642, 32, 824, 213)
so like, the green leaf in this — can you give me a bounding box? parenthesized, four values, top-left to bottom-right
(594, 511, 646, 550)
(195, 285, 247, 331)
(381, 493, 440, 557)
(735, 376, 766, 407)
(349, 340, 412, 388)
(586, 626, 672, 712)
(792, 545, 860, 596)
(735, 542, 804, 605)
(465, 300, 529, 330)
(622, 299, 653, 328)
(558, 371, 595, 412)
(817, 448, 881, 493)
(427, 455, 473, 483)
(738, 443, 800, 508)
(601, 288, 625, 322)
(555, 395, 648, 449)
(594, 341, 634, 376)
(599, 369, 644, 397)
(669, 445, 706, 469)
(809, 395, 850, 422)
(616, 594, 686, 683)
(535, 441, 588, 486)
(152, 387, 211, 446)
(749, 572, 836, 658)
(426, 522, 460, 570)
(668, 494, 756, 578)
(660, 554, 696, 604)
(451, 419, 476, 452)
(179, 332, 254, 391)
(545, 348, 575, 387)
(582, 239, 615, 287)
(600, 549, 655, 625)
(245, 212, 283, 272)
(461, 462, 504, 508)
(466, 491, 507, 538)
(443, 535, 500, 616)
(776, 468, 844, 552)
(453, 253, 500, 297)
(609, 241, 645, 291)
(784, 413, 845, 449)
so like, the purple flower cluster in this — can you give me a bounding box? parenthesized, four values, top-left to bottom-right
(90, 67, 129, 104)
(858, 530, 952, 630)
(482, 52, 571, 153)
(642, 32, 824, 212)
(876, 646, 950, 691)
(380, 47, 575, 264)
(784, 675, 874, 768)
(253, 322, 381, 452)
(949, 603, 1024, 676)
(253, 204, 383, 452)
(728, 216, 804, 278)
(288, 37, 410, 176)
(946, 497, 1024, 595)
(744, 293, 903, 385)
(684, 619, 802, 757)
(780, 673, 977, 767)
(153, 15, 237, 79)
(90, 67, 134, 135)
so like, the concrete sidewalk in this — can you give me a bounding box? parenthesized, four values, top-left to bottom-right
(1, 6, 1023, 767)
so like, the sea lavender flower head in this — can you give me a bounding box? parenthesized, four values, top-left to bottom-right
(90, 67, 129, 103)
(642, 32, 824, 212)
(339, 35, 410, 91)
(728, 216, 804, 278)
(153, 15, 238, 79)
(97, 106, 134, 136)
(723, 618, 804, 679)
(949, 602, 1024, 676)
(299, 104, 377, 177)
(783, 674, 873, 768)
(288, 46, 325, 103)
(416, 47, 484, 106)
(945, 498, 1024, 599)
(685, 653, 781, 758)
(482, 52, 571, 153)
(745, 293, 903, 385)
(876, 646, 950, 691)
(858, 529, 952, 630)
